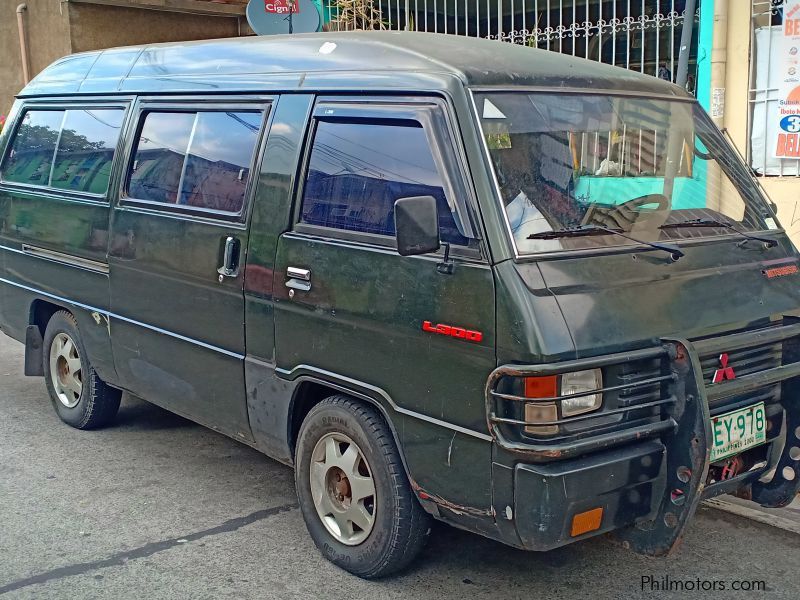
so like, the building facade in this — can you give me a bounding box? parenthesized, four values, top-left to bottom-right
(738, 0, 800, 241)
(0, 0, 251, 114)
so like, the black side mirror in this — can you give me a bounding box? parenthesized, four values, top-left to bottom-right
(394, 195, 440, 257)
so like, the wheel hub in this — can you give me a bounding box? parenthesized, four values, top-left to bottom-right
(48, 332, 83, 409)
(309, 432, 376, 545)
(327, 467, 352, 506)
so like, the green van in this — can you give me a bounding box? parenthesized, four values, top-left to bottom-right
(1, 31, 799, 578)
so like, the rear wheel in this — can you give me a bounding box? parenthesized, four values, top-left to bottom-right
(43, 311, 121, 429)
(295, 395, 430, 578)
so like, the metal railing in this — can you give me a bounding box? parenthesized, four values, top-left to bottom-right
(327, 0, 699, 85)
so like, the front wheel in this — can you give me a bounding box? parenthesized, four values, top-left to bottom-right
(43, 310, 121, 429)
(295, 395, 430, 578)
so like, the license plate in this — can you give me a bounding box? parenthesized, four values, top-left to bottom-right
(710, 403, 767, 462)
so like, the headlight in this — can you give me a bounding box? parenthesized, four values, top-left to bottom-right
(560, 369, 603, 416)
(523, 369, 603, 434)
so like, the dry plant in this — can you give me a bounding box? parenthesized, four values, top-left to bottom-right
(328, 0, 388, 31)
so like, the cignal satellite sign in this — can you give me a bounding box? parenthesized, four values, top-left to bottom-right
(246, 0, 321, 35)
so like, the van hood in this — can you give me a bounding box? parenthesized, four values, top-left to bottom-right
(508, 237, 800, 360)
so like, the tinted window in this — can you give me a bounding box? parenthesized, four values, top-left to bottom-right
(1, 111, 64, 185)
(179, 112, 262, 212)
(300, 121, 468, 245)
(127, 110, 263, 214)
(50, 109, 125, 194)
(128, 112, 194, 204)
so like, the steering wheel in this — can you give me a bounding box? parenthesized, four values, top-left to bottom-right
(581, 193, 670, 228)
(618, 193, 670, 212)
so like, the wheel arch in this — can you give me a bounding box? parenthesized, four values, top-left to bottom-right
(287, 375, 413, 483)
(25, 298, 117, 385)
(23, 299, 73, 376)
(29, 298, 69, 336)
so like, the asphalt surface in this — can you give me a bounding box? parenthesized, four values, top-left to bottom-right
(1, 335, 799, 599)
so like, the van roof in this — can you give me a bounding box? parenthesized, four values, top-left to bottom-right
(19, 31, 689, 98)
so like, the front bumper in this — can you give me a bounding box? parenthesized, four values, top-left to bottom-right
(489, 322, 800, 554)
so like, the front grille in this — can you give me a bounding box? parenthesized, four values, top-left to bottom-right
(616, 358, 664, 408)
(696, 332, 783, 412)
(699, 343, 782, 384)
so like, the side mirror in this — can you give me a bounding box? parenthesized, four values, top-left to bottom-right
(394, 195, 440, 257)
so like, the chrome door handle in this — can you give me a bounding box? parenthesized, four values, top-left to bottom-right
(285, 266, 311, 292)
(218, 236, 240, 278)
(287, 266, 310, 281)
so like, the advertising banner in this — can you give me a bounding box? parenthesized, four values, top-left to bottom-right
(774, 0, 800, 158)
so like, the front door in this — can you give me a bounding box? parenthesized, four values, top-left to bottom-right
(108, 99, 270, 439)
(273, 97, 496, 507)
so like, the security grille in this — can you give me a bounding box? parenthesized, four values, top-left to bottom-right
(327, 0, 699, 85)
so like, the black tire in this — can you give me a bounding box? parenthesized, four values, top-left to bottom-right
(42, 310, 121, 429)
(295, 395, 430, 578)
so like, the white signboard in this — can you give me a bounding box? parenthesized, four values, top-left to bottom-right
(711, 87, 725, 119)
(774, 0, 800, 158)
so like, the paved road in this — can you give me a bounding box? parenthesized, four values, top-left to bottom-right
(1, 335, 798, 599)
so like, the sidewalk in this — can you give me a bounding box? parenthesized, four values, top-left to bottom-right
(705, 494, 800, 534)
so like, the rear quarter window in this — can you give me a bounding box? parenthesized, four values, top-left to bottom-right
(50, 109, 125, 194)
(1, 111, 64, 186)
(1, 107, 125, 196)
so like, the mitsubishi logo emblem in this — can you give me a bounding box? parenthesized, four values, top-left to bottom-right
(712, 353, 736, 383)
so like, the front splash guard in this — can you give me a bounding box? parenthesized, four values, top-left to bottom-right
(615, 339, 711, 556)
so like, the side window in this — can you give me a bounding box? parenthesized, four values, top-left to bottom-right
(299, 120, 469, 245)
(127, 109, 264, 214)
(128, 112, 194, 204)
(1, 110, 64, 185)
(50, 109, 125, 194)
(1, 107, 124, 196)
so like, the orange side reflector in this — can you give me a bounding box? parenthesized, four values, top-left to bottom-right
(524, 375, 558, 398)
(571, 507, 604, 537)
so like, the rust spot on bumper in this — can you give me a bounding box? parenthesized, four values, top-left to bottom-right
(410, 479, 495, 518)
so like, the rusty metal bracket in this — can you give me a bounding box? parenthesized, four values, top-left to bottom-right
(751, 334, 800, 507)
(614, 339, 711, 556)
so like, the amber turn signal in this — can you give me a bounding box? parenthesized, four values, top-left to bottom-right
(570, 507, 604, 537)
(524, 375, 558, 398)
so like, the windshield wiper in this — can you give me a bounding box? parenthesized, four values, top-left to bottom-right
(529, 224, 685, 259)
(658, 218, 777, 248)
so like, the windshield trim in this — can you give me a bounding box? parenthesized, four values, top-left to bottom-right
(469, 89, 781, 260)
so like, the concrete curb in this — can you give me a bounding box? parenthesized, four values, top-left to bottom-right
(704, 495, 800, 535)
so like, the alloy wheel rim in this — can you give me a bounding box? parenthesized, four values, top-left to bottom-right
(309, 432, 376, 545)
(49, 332, 83, 408)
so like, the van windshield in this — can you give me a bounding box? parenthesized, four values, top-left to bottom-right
(474, 92, 777, 255)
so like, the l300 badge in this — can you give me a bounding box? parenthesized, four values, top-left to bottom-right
(422, 320, 483, 343)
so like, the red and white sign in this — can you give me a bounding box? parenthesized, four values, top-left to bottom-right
(774, 0, 800, 157)
(264, 0, 298, 14)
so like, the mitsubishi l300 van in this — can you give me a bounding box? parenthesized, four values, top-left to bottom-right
(1, 31, 798, 578)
